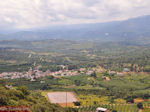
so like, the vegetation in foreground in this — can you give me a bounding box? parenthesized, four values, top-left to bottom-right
(0, 80, 65, 112)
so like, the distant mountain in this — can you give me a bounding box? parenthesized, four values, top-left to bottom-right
(0, 15, 150, 44)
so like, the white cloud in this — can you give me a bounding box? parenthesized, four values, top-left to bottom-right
(0, 0, 150, 29)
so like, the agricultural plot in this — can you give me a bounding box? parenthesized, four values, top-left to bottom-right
(143, 108, 150, 112)
(142, 103, 150, 112)
(79, 95, 109, 106)
(99, 104, 139, 112)
(47, 92, 78, 107)
(77, 104, 139, 112)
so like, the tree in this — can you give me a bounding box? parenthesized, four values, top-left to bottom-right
(47, 75, 54, 80)
(0, 95, 8, 105)
(74, 80, 81, 86)
(0, 80, 6, 86)
(18, 86, 30, 96)
(73, 101, 81, 106)
(91, 72, 97, 78)
(42, 84, 51, 90)
(137, 103, 143, 109)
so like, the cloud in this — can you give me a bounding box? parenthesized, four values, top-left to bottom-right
(0, 0, 150, 29)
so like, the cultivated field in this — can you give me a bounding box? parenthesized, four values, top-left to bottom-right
(47, 92, 78, 107)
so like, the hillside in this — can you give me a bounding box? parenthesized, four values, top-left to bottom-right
(0, 80, 65, 112)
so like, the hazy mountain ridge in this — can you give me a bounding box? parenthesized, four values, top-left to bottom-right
(0, 15, 150, 44)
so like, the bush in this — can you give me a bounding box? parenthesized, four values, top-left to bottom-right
(73, 101, 81, 106)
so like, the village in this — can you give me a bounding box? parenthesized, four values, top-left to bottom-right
(0, 64, 130, 81)
(0, 65, 92, 81)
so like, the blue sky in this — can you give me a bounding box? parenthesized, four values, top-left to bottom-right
(0, 0, 150, 29)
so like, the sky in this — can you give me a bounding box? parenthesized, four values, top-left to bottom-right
(0, 0, 150, 30)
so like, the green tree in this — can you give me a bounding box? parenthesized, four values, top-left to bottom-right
(137, 103, 143, 109)
(18, 86, 30, 96)
(91, 72, 97, 78)
(74, 80, 81, 86)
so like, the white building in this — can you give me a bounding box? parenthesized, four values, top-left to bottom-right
(96, 107, 108, 112)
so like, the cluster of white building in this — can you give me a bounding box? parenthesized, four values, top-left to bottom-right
(0, 72, 24, 79)
(0, 66, 97, 81)
(51, 70, 78, 77)
(0, 65, 130, 81)
(108, 68, 130, 76)
(0, 68, 51, 81)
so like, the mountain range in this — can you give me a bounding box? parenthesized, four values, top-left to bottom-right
(0, 15, 150, 44)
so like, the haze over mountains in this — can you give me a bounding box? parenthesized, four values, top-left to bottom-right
(0, 15, 150, 44)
